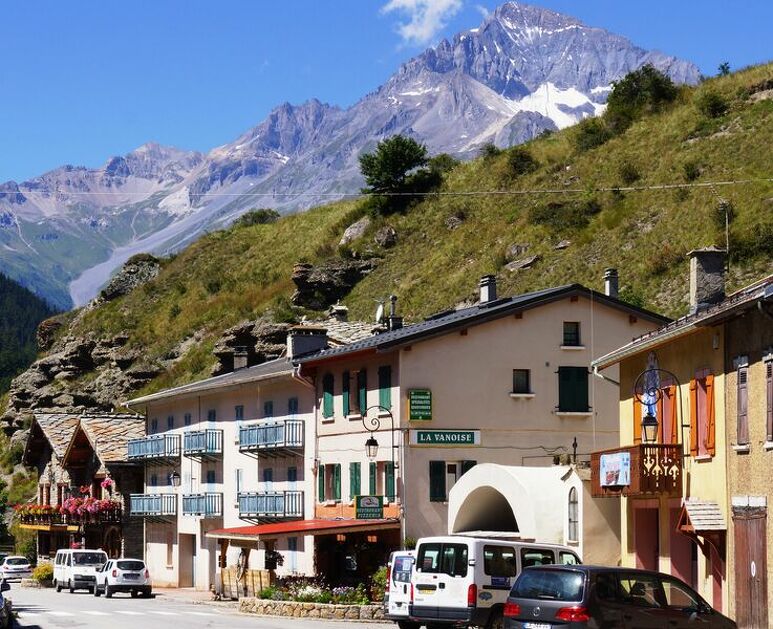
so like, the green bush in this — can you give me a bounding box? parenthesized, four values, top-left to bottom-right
(233, 209, 280, 228)
(370, 566, 387, 602)
(682, 160, 701, 182)
(617, 160, 641, 185)
(428, 153, 460, 175)
(528, 198, 602, 233)
(32, 563, 53, 582)
(506, 147, 539, 177)
(479, 143, 502, 159)
(694, 90, 729, 119)
(572, 118, 612, 152)
(605, 65, 678, 134)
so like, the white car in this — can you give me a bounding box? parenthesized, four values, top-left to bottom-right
(0, 556, 32, 581)
(94, 558, 152, 598)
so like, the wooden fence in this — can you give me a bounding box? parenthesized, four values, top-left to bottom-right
(220, 567, 272, 600)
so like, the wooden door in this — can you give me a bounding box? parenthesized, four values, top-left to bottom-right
(733, 509, 768, 628)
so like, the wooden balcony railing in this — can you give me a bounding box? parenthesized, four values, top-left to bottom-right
(17, 509, 123, 527)
(591, 443, 682, 498)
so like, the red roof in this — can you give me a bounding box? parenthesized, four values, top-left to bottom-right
(206, 518, 399, 541)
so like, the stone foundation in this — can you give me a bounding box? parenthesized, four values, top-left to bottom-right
(239, 598, 386, 621)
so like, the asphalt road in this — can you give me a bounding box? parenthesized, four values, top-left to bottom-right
(7, 585, 394, 629)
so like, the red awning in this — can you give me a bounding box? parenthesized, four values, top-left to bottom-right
(205, 518, 399, 542)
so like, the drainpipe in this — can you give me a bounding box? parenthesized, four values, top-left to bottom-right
(592, 365, 620, 387)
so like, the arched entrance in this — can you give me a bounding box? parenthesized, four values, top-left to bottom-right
(452, 487, 518, 532)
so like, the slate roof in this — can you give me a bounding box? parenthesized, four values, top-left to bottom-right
(78, 414, 146, 464)
(297, 284, 670, 363)
(32, 414, 81, 459)
(308, 319, 381, 345)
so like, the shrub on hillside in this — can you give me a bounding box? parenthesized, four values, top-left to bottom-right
(528, 198, 602, 232)
(572, 118, 612, 152)
(694, 90, 729, 119)
(605, 65, 678, 134)
(506, 147, 540, 177)
(682, 160, 701, 182)
(428, 153, 460, 175)
(233, 208, 280, 228)
(479, 143, 502, 159)
(617, 160, 641, 185)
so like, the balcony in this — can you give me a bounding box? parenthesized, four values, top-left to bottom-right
(182, 492, 223, 518)
(183, 429, 223, 460)
(591, 443, 683, 499)
(16, 505, 123, 530)
(127, 434, 181, 462)
(239, 418, 304, 457)
(238, 491, 304, 521)
(129, 494, 177, 520)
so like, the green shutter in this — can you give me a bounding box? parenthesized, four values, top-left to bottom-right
(429, 461, 446, 502)
(342, 371, 350, 416)
(318, 464, 325, 501)
(558, 367, 589, 412)
(461, 460, 477, 475)
(378, 365, 392, 410)
(385, 462, 395, 501)
(349, 462, 360, 500)
(369, 461, 377, 495)
(322, 373, 334, 418)
(333, 464, 341, 501)
(358, 369, 368, 414)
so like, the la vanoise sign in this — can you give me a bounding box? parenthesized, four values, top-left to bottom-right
(410, 429, 481, 446)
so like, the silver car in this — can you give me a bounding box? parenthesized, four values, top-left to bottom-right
(0, 556, 31, 581)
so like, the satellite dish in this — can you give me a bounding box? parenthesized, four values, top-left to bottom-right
(375, 303, 384, 323)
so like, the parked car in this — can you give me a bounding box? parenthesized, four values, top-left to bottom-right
(384, 550, 416, 628)
(0, 556, 32, 581)
(0, 580, 11, 629)
(409, 535, 581, 629)
(53, 548, 108, 593)
(94, 558, 152, 598)
(503, 565, 736, 628)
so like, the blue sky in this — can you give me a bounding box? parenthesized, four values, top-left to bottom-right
(1, 0, 771, 183)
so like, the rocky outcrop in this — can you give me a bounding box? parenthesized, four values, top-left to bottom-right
(374, 226, 397, 248)
(211, 317, 292, 375)
(504, 255, 541, 272)
(339, 217, 371, 246)
(99, 254, 161, 302)
(36, 314, 68, 351)
(291, 259, 379, 310)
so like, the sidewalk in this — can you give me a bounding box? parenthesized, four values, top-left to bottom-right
(152, 587, 238, 608)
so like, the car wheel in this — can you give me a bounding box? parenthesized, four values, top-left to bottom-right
(55, 579, 62, 593)
(142, 588, 152, 598)
(486, 608, 505, 629)
(397, 622, 420, 629)
(93, 584, 100, 597)
(68, 579, 74, 594)
(130, 590, 138, 598)
(105, 583, 113, 599)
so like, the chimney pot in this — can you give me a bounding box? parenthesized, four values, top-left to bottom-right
(328, 303, 349, 322)
(233, 347, 249, 371)
(688, 247, 726, 313)
(604, 268, 619, 298)
(479, 275, 497, 304)
(387, 295, 402, 330)
(287, 327, 328, 359)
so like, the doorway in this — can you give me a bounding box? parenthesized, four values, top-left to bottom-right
(732, 508, 767, 627)
(179, 534, 195, 587)
(633, 506, 659, 571)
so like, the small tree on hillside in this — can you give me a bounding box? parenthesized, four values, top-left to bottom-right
(718, 62, 731, 77)
(605, 64, 678, 134)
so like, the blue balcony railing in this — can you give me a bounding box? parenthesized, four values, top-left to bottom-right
(182, 492, 223, 517)
(238, 491, 303, 520)
(183, 429, 223, 457)
(129, 494, 177, 517)
(127, 434, 181, 461)
(239, 419, 304, 454)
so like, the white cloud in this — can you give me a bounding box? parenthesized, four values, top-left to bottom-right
(381, 0, 464, 46)
(475, 4, 490, 18)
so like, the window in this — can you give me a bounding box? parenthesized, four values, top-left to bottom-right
(288, 537, 298, 573)
(207, 409, 217, 422)
(385, 462, 395, 501)
(150, 418, 158, 434)
(661, 576, 701, 611)
(618, 574, 663, 608)
(322, 373, 334, 418)
(690, 371, 715, 457)
(329, 464, 341, 501)
(234, 405, 244, 421)
(150, 474, 158, 487)
(461, 460, 476, 475)
(378, 365, 392, 410)
(167, 415, 174, 430)
(204, 469, 215, 484)
(483, 545, 517, 578)
(595, 572, 620, 601)
(558, 367, 589, 412)
(512, 569, 584, 602)
(357, 369, 368, 413)
(429, 461, 446, 502)
(369, 461, 377, 495)
(349, 462, 361, 501)
(735, 357, 749, 446)
(417, 542, 468, 577)
(235, 468, 243, 493)
(288, 467, 297, 483)
(262, 468, 273, 490)
(184, 413, 192, 426)
(766, 359, 773, 442)
(512, 369, 531, 394)
(567, 487, 579, 542)
(563, 321, 581, 346)
(263, 400, 274, 418)
(521, 548, 555, 568)
(342, 371, 351, 416)
(560, 551, 580, 565)
(288, 397, 298, 415)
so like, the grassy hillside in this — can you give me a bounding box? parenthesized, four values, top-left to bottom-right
(67, 63, 773, 396)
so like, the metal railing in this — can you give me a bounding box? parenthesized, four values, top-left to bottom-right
(238, 490, 303, 519)
(129, 494, 177, 517)
(239, 419, 304, 453)
(127, 434, 181, 460)
(182, 492, 223, 517)
(183, 429, 223, 457)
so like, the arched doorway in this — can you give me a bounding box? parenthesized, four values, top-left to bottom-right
(452, 487, 519, 533)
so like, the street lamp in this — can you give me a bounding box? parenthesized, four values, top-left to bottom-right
(168, 470, 181, 487)
(365, 436, 379, 460)
(641, 413, 659, 444)
(361, 405, 399, 471)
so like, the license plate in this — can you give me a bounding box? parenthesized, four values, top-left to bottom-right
(523, 624, 551, 629)
(123, 574, 140, 579)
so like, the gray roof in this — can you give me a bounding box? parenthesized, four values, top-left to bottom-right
(127, 357, 294, 407)
(298, 284, 670, 363)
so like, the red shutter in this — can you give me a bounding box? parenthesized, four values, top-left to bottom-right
(706, 374, 716, 456)
(689, 379, 698, 456)
(668, 385, 679, 445)
(737, 366, 749, 445)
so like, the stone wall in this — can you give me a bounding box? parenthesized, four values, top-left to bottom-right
(239, 598, 386, 621)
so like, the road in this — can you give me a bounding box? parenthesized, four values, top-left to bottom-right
(7, 585, 394, 629)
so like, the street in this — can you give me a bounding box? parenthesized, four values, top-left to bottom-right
(7, 585, 394, 629)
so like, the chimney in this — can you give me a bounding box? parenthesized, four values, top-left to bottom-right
(287, 327, 328, 359)
(328, 303, 349, 322)
(688, 247, 726, 313)
(479, 275, 497, 304)
(604, 268, 619, 298)
(387, 295, 403, 331)
(233, 346, 249, 371)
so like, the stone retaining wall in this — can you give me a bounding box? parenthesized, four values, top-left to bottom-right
(239, 598, 386, 621)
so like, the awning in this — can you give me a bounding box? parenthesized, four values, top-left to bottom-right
(677, 499, 726, 556)
(205, 518, 400, 543)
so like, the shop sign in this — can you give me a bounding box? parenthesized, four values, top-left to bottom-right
(410, 429, 481, 446)
(599, 451, 631, 487)
(356, 495, 384, 519)
(409, 389, 432, 420)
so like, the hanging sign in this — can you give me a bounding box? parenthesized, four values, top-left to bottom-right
(356, 495, 384, 519)
(599, 451, 631, 487)
(409, 389, 432, 420)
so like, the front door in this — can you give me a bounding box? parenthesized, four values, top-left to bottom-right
(178, 533, 195, 587)
(733, 508, 768, 628)
(634, 507, 659, 571)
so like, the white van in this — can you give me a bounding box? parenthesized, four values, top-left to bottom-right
(53, 549, 108, 593)
(409, 535, 580, 629)
(384, 550, 416, 628)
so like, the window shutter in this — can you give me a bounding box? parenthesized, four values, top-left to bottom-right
(558, 367, 588, 412)
(318, 464, 325, 501)
(369, 462, 377, 495)
(461, 460, 477, 475)
(737, 367, 749, 445)
(349, 462, 360, 500)
(689, 379, 698, 456)
(429, 461, 446, 502)
(378, 366, 392, 409)
(385, 462, 395, 501)
(358, 369, 368, 414)
(633, 397, 643, 444)
(342, 371, 350, 416)
(668, 385, 679, 445)
(322, 373, 334, 418)
(767, 362, 773, 442)
(333, 464, 341, 501)
(705, 374, 716, 456)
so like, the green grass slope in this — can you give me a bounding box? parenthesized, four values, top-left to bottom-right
(68, 63, 773, 395)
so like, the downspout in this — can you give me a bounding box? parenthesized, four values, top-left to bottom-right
(292, 363, 318, 563)
(592, 365, 620, 387)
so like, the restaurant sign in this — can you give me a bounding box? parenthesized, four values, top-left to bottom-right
(356, 495, 384, 519)
(410, 429, 481, 446)
(408, 389, 432, 420)
(599, 451, 631, 487)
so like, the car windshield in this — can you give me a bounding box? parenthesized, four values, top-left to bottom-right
(512, 569, 584, 602)
(74, 552, 107, 565)
(6, 558, 28, 566)
(117, 560, 145, 571)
